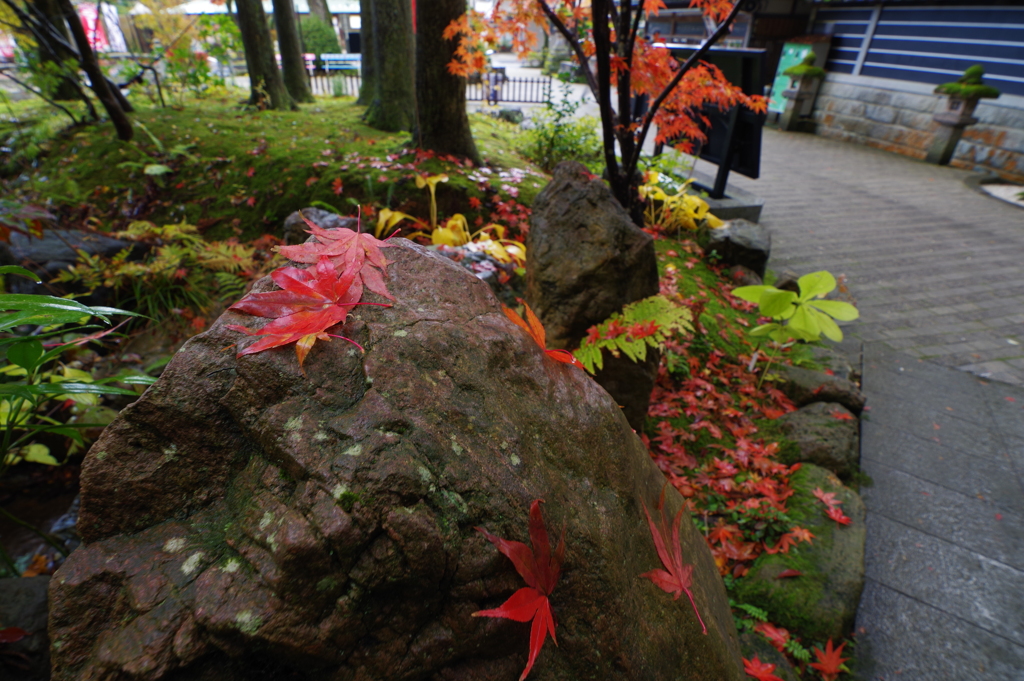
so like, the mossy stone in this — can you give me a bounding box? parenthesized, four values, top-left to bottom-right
(733, 464, 865, 642)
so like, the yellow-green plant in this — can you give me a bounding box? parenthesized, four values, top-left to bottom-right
(415, 173, 449, 228)
(639, 171, 724, 233)
(732, 271, 858, 344)
(417, 215, 527, 269)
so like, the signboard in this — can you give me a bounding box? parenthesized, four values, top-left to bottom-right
(767, 42, 813, 114)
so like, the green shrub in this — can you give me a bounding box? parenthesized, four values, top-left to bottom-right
(301, 17, 341, 67)
(521, 81, 603, 173)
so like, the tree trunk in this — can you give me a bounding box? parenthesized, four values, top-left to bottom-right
(355, 0, 374, 105)
(307, 0, 330, 24)
(414, 0, 480, 162)
(236, 0, 293, 110)
(272, 0, 314, 103)
(53, 0, 132, 140)
(363, 0, 414, 132)
(31, 0, 78, 100)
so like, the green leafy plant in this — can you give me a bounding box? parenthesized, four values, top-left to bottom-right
(783, 52, 825, 80)
(52, 221, 282, 329)
(521, 80, 602, 173)
(0, 266, 152, 575)
(300, 16, 341, 69)
(574, 295, 694, 373)
(732, 271, 858, 344)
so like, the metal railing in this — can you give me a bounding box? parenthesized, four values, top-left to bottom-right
(306, 74, 554, 105)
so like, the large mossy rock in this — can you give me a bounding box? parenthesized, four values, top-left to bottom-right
(49, 240, 744, 681)
(733, 464, 866, 642)
(525, 161, 660, 430)
(776, 402, 860, 479)
(775, 365, 866, 415)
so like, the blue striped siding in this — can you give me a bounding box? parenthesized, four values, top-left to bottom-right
(812, 4, 1024, 96)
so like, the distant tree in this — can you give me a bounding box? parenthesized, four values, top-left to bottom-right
(363, 0, 414, 132)
(417, 0, 480, 162)
(300, 15, 341, 64)
(307, 0, 330, 24)
(272, 0, 314, 103)
(355, 0, 375, 106)
(235, 0, 293, 110)
(29, 0, 78, 100)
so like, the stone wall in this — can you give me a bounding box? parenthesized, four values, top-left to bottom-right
(810, 73, 1024, 183)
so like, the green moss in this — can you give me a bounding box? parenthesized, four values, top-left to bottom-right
(935, 65, 1001, 100)
(783, 53, 826, 80)
(337, 491, 359, 513)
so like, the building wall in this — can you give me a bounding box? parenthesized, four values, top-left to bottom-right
(811, 72, 1024, 182)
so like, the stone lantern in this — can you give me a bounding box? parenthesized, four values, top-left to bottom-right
(925, 65, 1001, 166)
(780, 52, 826, 132)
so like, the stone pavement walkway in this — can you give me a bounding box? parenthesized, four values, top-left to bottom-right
(727, 130, 1024, 680)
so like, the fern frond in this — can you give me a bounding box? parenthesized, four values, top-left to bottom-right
(573, 295, 694, 373)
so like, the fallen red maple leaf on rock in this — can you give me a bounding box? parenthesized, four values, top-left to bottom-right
(503, 300, 585, 370)
(809, 639, 849, 681)
(276, 212, 395, 300)
(227, 256, 383, 369)
(0, 627, 29, 644)
(640, 491, 707, 634)
(743, 655, 785, 681)
(825, 506, 852, 526)
(813, 487, 852, 526)
(753, 621, 790, 652)
(474, 500, 565, 681)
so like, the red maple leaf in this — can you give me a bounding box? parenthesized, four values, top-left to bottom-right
(743, 655, 785, 681)
(306, 176, 319, 187)
(0, 627, 29, 644)
(276, 211, 395, 300)
(788, 527, 815, 544)
(812, 488, 840, 508)
(826, 506, 852, 526)
(227, 256, 382, 370)
(473, 500, 564, 681)
(831, 409, 855, 421)
(809, 639, 849, 681)
(640, 492, 707, 634)
(503, 300, 585, 370)
(331, 178, 344, 195)
(753, 621, 790, 652)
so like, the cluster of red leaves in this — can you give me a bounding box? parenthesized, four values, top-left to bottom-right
(586, 318, 661, 345)
(813, 488, 852, 527)
(639, 253, 821, 577)
(743, 655, 785, 681)
(227, 213, 393, 370)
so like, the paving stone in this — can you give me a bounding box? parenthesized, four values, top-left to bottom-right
(860, 460, 1024, 568)
(854, 580, 1024, 681)
(863, 514, 1024, 646)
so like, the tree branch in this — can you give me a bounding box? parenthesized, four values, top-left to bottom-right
(626, 0, 743, 175)
(535, 0, 600, 100)
(1, 72, 80, 124)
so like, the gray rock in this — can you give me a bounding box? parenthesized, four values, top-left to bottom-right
(526, 161, 659, 430)
(777, 402, 860, 479)
(6, 228, 146, 294)
(773, 269, 801, 294)
(808, 345, 857, 383)
(776, 364, 866, 415)
(707, 219, 771, 278)
(727, 265, 762, 287)
(734, 464, 866, 642)
(282, 207, 356, 245)
(0, 575, 51, 680)
(495, 108, 524, 125)
(50, 239, 746, 681)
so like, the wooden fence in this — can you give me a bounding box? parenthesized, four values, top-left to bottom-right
(307, 74, 554, 104)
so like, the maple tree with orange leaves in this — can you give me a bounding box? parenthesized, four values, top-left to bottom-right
(444, 0, 766, 215)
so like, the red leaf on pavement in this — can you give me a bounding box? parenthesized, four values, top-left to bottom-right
(743, 655, 785, 681)
(503, 300, 586, 370)
(0, 627, 29, 644)
(1005, 396, 1016, 402)
(640, 491, 707, 634)
(809, 639, 849, 681)
(473, 500, 564, 681)
(825, 506, 852, 526)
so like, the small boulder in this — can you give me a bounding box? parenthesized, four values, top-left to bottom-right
(776, 402, 860, 479)
(707, 220, 770, 278)
(6, 228, 147, 294)
(808, 345, 857, 383)
(495, 108, 524, 125)
(526, 161, 659, 430)
(775, 364, 866, 415)
(0, 575, 51, 680)
(727, 265, 762, 287)
(733, 465, 866, 642)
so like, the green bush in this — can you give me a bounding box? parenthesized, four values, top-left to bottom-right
(301, 17, 341, 67)
(520, 81, 603, 173)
